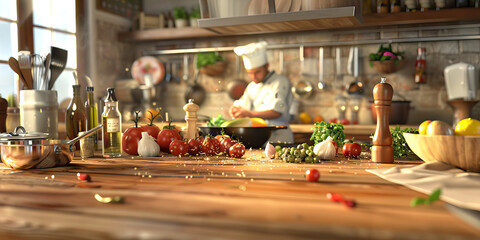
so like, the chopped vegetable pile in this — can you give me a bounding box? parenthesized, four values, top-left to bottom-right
(310, 121, 346, 147)
(391, 126, 418, 159)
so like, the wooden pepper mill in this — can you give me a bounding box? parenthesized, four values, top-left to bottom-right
(183, 99, 199, 140)
(372, 77, 394, 163)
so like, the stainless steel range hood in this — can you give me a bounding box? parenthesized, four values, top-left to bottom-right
(197, 0, 362, 35)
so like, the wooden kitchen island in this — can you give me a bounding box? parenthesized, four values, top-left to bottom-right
(0, 150, 478, 240)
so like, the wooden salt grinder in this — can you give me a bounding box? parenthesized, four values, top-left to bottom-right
(372, 77, 394, 163)
(183, 99, 199, 140)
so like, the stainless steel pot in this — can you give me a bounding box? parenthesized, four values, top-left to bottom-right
(0, 125, 102, 169)
(370, 101, 411, 124)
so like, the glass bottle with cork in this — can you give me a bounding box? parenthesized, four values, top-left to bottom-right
(414, 47, 427, 84)
(102, 88, 122, 157)
(66, 84, 87, 149)
(85, 86, 99, 150)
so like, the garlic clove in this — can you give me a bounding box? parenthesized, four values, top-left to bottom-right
(264, 142, 276, 159)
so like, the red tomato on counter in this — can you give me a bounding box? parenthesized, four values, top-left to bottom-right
(202, 137, 216, 155)
(140, 124, 160, 139)
(305, 169, 320, 182)
(187, 139, 202, 155)
(169, 140, 188, 156)
(229, 143, 245, 158)
(342, 142, 361, 158)
(157, 124, 182, 153)
(122, 111, 143, 155)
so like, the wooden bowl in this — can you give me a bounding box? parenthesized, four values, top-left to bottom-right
(371, 60, 405, 74)
(403, 133, 480, 172)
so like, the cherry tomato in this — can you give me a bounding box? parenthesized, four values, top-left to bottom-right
(140, 125, 160, 139)
(121, 111, 144, 155)
(342, 142, 362, 158)
(229, 143, 245, 158)
(332, 141, 339, 154)
(212, 137, 225, 154)
(305, 169, 320, 182)
(340, 118, 350, 125)
(202, 137, 216, 155)
(187, 139, 202, 155)
(169, 140, 188, 156)
(157, 128, 182, 153)
(221, 138, 234, 156)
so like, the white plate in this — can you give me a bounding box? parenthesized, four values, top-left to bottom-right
(131, 56, 165, 85)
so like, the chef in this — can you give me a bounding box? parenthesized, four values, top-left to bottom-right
(230, 41, 294, 143)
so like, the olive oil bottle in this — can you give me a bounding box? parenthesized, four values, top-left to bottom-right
(66, 84, 86, 150)
(85, 86, 99, 150)
(101, 88, 122, 157)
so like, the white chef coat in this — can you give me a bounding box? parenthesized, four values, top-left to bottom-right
(233, 71, 294, 144)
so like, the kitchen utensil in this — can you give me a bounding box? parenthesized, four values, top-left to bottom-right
(199, 126, 287, 148)
(0, 124, 102, 169)
(131, 56, 165, 85)
(8, 57, 29, 89)
(18, 51, 33, 90)
(403, 133, 480, 172)
(49, 47, 68, 90)
(31, 54, 46, 90)
(317, 47, 326, 90)
(370, 100, 411, 124)
(20, 90, 59, 138)
(292, 46, 314, 99)
(347, 47, 364, 95)
(183, 54, 189, 82)
(226, 55, 248, 100)
(444, 62, 477, 100)
(184, 70, 206, 105)
(43, 53, 51, 87)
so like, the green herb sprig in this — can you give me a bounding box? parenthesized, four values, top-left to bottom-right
(207, 114, 226, 127)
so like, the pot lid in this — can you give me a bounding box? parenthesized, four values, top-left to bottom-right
(0, 126, 50, 141)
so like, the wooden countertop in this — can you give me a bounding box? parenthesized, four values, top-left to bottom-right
(0, 151, 478, 239)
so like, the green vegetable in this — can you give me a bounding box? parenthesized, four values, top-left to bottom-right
(410, 188, 442, 207)
(368, 43, 404, 67)
(190, 6, 201, 19)
(207, 114, 226, 127)
(196, 52, 223, 69)
(173, 6, 188, 19)
(391, 126, 418, 159)
(310, 121, 346, 147)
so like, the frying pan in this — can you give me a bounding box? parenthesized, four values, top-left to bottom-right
(185, 55, 206, 105)
(226, 55, 248, 100)
(0, 125, 102, 169)
(199, 126, 287, 148)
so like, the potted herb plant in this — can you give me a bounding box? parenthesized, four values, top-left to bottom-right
(369, 44, 404, 74)
(173, 6, 188, 28)
(197, 52, 226, 77)
(189, 6, 201, 28)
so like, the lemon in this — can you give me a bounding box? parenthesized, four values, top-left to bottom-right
(299, 112, 312, 124)
(454, 118, 480, 136)
(418, 120, 432, 135)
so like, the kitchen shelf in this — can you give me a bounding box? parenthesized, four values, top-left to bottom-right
(118, 8, 480, 42)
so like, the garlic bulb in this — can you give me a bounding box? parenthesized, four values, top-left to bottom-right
(313, 136, 336, 160)
(138, 132, 160, 157)
(264, 142, 276, 159)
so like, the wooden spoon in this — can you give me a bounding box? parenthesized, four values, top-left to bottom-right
(8, 57, 31, 89)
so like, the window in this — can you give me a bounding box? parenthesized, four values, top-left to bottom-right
(0, 0, 18, 99)
(0, 0, 77, 104)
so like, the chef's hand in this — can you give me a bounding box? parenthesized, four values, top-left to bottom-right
(230, 106, 252, 119)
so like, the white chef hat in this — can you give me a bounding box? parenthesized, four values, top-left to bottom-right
(234, 41, 268, 70)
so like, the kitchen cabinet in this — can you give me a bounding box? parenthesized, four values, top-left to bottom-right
(119, 8, 480, 42)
